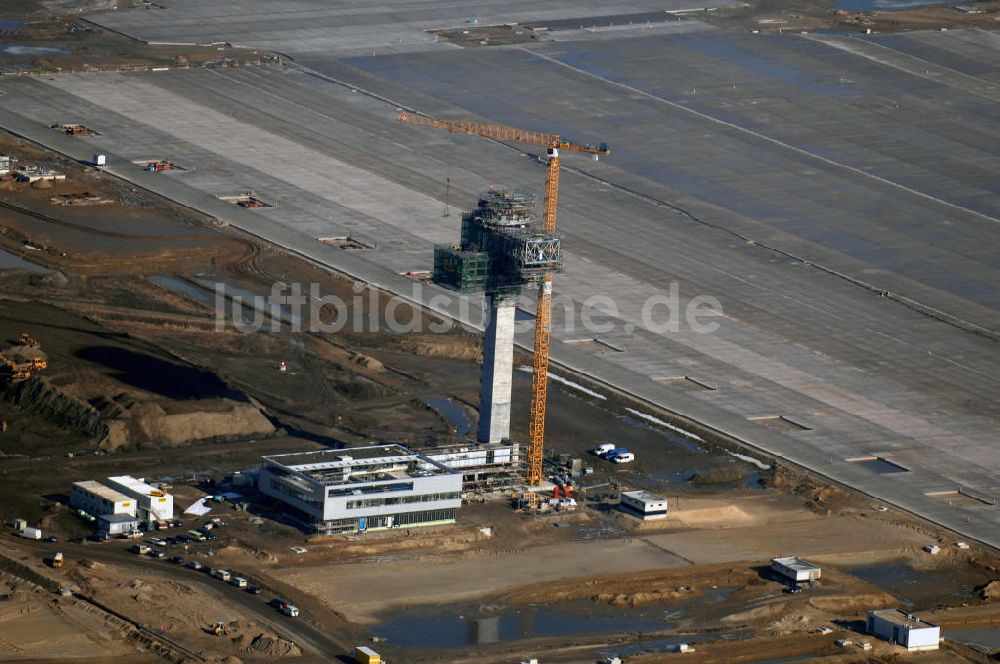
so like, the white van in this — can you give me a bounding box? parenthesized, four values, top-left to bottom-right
(592, 443, 616, 456)
(211, 569, 232, 582)
(281, 604, 300, 617)
(230, 576, 248, 589)
(610, 452, 635, 464)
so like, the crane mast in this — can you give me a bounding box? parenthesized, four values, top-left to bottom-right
(397, 110, 609, 486)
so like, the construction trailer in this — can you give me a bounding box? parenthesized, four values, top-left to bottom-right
(105, 476, 173, 523)
(98, 513, 139, 536)
(867, 609, 940, 651)
(619, 490, 668, 520)
(771, 557, 822, 584)
(70, 481, 136, 519)
(259, 445, 462, 535)
(13, 166, 66, 183)
(0, 155, 10, 176)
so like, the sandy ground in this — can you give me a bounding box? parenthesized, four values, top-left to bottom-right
(271, 495, 939, 624)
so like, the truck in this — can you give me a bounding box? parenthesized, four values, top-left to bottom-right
(19, 527, 42, 540)
(354, 645, 382, 664)
(132, 544, 151, 555)
(51, 552, 64, 568)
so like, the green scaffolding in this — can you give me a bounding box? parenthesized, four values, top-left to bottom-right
(433, 245, 489, 293)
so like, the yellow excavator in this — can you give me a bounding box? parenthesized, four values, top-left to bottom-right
(211, 622, 230, 636)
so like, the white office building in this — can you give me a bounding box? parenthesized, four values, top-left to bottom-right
(105, 475, 173, 523)
(260, 444, 462, 534)
(771, 557, 822, 584)
(619, 490, 668, 520)
(70, 480, 136, 518)
(867, 609, 940, 651)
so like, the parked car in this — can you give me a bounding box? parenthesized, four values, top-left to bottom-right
(230, 576, 248, 589)
(185, 561, 203, 571)
(280, 605, 299, 617)
(591, 443, 617, 456)
(146, 537, 167, 547)
(269, 598, 289, 609)
(149, 550, 166, 559)
(170, 555, 184, 564)
(608, 451, 635, 463)
(247, 585, 262, 595)
(46, 535, 59, 543)
(211, 569, 231, 582)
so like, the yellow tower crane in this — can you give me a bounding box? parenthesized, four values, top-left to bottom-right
(397, 110, 610, 485)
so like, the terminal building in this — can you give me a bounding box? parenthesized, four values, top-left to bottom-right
(423, 441, 521, 493)
(867, 609, 940, 651)
(70, 481, 135, 518)
(105, 475, 173, 523)
(259, 445, 463, 534)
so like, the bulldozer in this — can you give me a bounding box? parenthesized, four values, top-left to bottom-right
(0, 355, 30, 383)
(211, 621, 230, 636)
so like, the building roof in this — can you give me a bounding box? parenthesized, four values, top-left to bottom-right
(622, 490, 666, 504)
(98, 513, 138, 523)
(869, 609, 938, 630)
(263, 444, 456, 487)
(772, 557, 821, 572)
(73, 480, 132, 504)
(107, 475, 163, 497)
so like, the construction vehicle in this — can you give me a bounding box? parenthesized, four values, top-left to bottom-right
(397, 110, 609, 486)
(1, 356, 30, 382)
(354, 645, 382, 664)
(211, 621, 230, 636)
(18, 333, 38, 347)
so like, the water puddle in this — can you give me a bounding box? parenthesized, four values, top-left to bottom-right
(151, 275, 213, 306)
(848, 560, 990, 605)
(947, 626, 1000, 649)
(376, 600, 671, 648)
(0, 44, 72, 56)
(0, 248, 49, 273)
(426, 397, 475, 436)
(191, 277, 303, 327)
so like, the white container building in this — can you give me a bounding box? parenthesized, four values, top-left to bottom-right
(619, 490, 668, 520)
(98, 513, 139, 536)
(105, 476, 173, 523)
(71, 480, 136, 518)
(867, 609, 940, 651)
(259, 444, 462, 535)
(771, 557, 822, 584)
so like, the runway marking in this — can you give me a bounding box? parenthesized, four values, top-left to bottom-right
(807, 34, 1000, 106)
(517, 45, 1000, 229)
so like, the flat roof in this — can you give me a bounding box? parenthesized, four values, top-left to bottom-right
(263, 444, 455, 486)
(869, 609, 938, 629)
(772, 557, 821, 572)
(73, 480, 132, 504)
(622, 490, 666, 504)
(107, 475, 161, 496)
(98, 513, 138, 523)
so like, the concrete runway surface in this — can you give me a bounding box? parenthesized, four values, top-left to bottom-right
(2, 0, 999, 546)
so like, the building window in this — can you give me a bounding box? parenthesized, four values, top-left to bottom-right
(345, 492, 460, 510)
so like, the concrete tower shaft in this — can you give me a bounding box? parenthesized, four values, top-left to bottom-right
(477, 297, 516, 443)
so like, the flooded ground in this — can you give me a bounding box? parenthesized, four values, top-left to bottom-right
(0, 248, 49, 272)
(425, 396, 474, 437)
(848, 560, 995, 608)
(947, 626, 1000, 650)
(376, 587, 740, 649)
